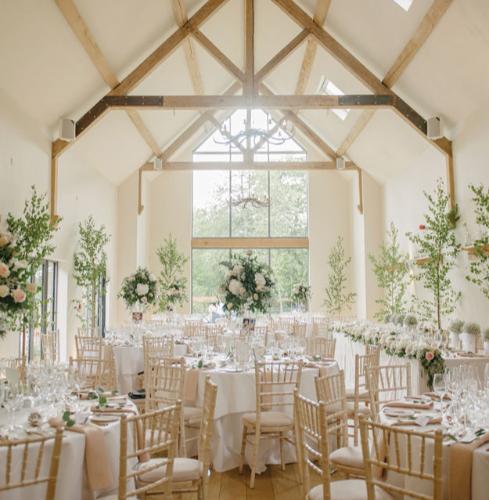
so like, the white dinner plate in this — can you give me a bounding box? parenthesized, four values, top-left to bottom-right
(90, 414, 120, 424)
(383, 408, 415, 418)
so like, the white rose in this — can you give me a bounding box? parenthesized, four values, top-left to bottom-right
(228, 279, 244, 297)
(13, 260, 28, 270)
(136, 283, 149, 296)
(253, 293, 259, 300)
(0, 285, 9, 298)
(232, 264, 243, 276)
(254, 273, 266, 290)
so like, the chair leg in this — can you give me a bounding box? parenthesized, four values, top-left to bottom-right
(250, 426, 260, 488)
(294, 419, 304, 485)
(279, 432, 285, 471)
(239, 425, 248, 473)
(180, 414, 187, 457)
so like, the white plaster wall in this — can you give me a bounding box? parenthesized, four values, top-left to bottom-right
(383, 101, 489, 328)
(0, 92, 119, 359)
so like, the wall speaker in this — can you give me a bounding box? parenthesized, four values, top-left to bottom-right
(59, 118, 75, 141)
(427, 117, 441, 139)
(336, 157, 346, 170)
(153, 157, 163, 170)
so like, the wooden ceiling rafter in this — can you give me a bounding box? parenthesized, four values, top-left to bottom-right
(294, 0, 331, 95)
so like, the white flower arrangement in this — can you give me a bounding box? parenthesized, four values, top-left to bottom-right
(291, 283, 311, 309)
(219, 252, 275, 314)
(119, 267, 157, 311)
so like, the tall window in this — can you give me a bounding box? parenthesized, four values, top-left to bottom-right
(192, 110, 309, 313)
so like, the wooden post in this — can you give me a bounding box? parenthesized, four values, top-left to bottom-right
(245, 0, 255, 97)
(357, 167, 364, 215)
(50, 145, 59, 224)
(138, 167, 144, 215)
(446, 153, 455, 209)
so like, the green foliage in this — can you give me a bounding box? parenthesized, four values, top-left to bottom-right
(369, 223, 409, 321)
(156, 234, 188, 312)
(324, 236, 355, 317)
(4, 187, 60, 334)
(219, 252, 275, 314)
(73, 216, 110, 333)
(291, 283, 311, 309)
(407, 179, 461, 329)
(119, 268, 157, 310)
(466, 184, 489, 300)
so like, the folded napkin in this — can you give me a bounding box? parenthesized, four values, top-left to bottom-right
(449, 431, 489, 500)
(90, 404, 136, 414)
(183, 368, 199, 405)
(383, 400, 433, 410)
(422, 392, 452, 401)
(67, 424, 114, 491)
(391, 415, 442, 427)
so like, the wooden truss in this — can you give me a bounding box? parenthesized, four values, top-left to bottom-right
(51, 0, 455, 223)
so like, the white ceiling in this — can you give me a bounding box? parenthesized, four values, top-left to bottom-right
(0, 0, 488, 185)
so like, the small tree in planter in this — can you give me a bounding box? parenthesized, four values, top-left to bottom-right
(7, 187, 61, 356)
(407, 180, 461, 330)
(369, 223, 410, 321)
(324, 236, 355, 318)
(156, 234, 188, 312)
(73, 216, 110, 335)
(466, 184, 489, 300)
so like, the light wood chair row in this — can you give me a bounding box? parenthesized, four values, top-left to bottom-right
(0, 427, 64, 500)
(295, 391, 443, 500)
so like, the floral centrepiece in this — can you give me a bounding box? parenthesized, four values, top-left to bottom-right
(119, 268, 157, 312)
(332, 320, 445, 387)
(291, 283, 311, 311)
(0, 217, 34, 336)
(219, 252, 274, 315)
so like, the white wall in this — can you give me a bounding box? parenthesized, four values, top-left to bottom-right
(382, 101, 489, 328)
(0, 92, 119, 359)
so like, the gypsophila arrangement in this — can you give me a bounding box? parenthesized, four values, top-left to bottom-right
(407, 179, 461, 330)
(449, 319, 464, 334)
(463, 322, 481, 336)
(291, 283, 311, 310)
(119, 268, 157, 311)
(219, 252, 274, 315)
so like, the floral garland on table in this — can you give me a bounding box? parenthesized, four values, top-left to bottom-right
(219, 252, 275, 315)
(332, 321, 445, 388)
(119, 267, 157, 311)
(0, 217, 36, 336)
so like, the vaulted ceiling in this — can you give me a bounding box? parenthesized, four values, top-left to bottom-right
(1, 0, 488, 185)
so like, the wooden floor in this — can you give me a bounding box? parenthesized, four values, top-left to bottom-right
(176, 464, 324, 500)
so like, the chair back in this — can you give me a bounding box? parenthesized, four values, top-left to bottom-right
(69, 356, 102, 390)
(367, 364, 412, 418)
(311, 316, 329, 337)
(41, 331, 57, 363)
(294, 392, 333, 500)
(184, 319, 203, 337)
(145, 357, 185, 412)
(121, 403, 182, 499)
(315, 370, 349, 447)
(255, 360, 303, 415)
(202, 324, 224, 350)
(354, 352, 379, 397)
(75, 335, 103, 358)
(306, 336, 336, 359)
(143, 336, 174, 360)
(359, 418, 443, 500)
(293, 322, 307, 338)
(198, 378, 218, 476)
(273, 317, 295, 335)
(0, 428, 64, 500)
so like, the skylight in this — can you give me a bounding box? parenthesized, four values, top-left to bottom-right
(392, 0, 413, 12)
(317, 77, 350, 121)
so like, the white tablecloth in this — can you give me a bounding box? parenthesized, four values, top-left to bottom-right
(112, 343, 187, 394)
(189, 362, 338, 473)
(379, 407, 489, 500)
(0, 403, 125, 500)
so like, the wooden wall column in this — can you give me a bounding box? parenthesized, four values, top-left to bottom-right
(50, 143, 59, 223)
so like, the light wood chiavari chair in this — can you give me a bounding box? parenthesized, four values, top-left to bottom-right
(346, 352, 379, 445)
(41, 331, 57, 363)
(75, 335, 103, 358)
(295, 392, 375, 500)
(311, 316, 330, 337)
(306, 336, 336, 359)
(366, 364, 412, 419)
(0, 427, 64, 500)
(103, 403, 182, 499)
(315, 370, 366, 477)
(201, 324, 224, 350)
(273, 317, 296, 335)
(69, 356, 102, 390)
(293, 321, 307, 338)
(360, 417, 442, 500)
(239, 360, 303, 488)
(172, 377, 218, 499)
(184, 319, 203, 338)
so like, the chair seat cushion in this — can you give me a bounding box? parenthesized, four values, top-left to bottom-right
(184, 406, 202, 425)
(308, 480, 393, 500)
(329, 446, 363, 470)
(345, 389, 369, 400)
(346, 402, 370, 417)
(242, 411, 293, 428)
(135, 457, 203, 483)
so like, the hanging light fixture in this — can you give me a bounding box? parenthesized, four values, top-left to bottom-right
(231, 171, 270, 209)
